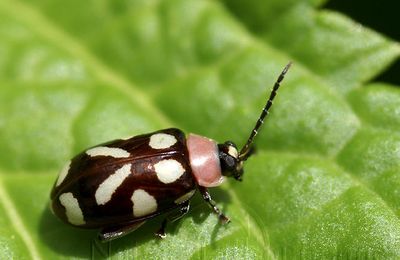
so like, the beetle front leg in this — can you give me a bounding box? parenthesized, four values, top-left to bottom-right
(155, 200, 190, 239)
(198, 186, 230, 224)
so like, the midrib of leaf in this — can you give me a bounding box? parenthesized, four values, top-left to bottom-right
(0, 177, 41, 260)
(0, 0, 173, 128)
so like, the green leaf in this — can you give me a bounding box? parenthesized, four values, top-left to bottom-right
(0, 0, 399, 259)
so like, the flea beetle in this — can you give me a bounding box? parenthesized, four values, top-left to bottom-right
(50, 62, 292, 241)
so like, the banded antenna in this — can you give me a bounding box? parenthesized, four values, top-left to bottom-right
(239, 62, 292, 161)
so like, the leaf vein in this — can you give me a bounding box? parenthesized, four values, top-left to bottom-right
(0, 178, 41, 260)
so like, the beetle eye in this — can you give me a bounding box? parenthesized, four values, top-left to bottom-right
(218, 142, 241, 178)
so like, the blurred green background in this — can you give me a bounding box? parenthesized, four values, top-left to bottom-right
(0, 0, 399, 259)
(327, 0, 400, 85)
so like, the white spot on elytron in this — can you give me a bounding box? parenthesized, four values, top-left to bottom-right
(174, 190, 196, 204)
(59, 192, 85, 225)
(86, 146, 130, 158)
(95, 164, 132, 205)
(149, 133, 177, 149)
(228, 146, 238, 159)
(131, 189, 157, 217)
(120, 135, 133, 140)
(154, 159, 185, 184)
(56, 161, 71, 186)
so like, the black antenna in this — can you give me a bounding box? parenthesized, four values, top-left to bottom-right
(239, 62, 292, 161)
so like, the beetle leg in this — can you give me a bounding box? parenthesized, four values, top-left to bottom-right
(198, 186, 230, 224)
(155, 200, 190, 239)
(98, 220, 146, 242)
(91, 237, 111, 258)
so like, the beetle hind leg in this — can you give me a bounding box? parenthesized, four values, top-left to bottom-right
(155, 200, 190, 239)
(98, 221, 146, 242)
(91, 237, 111, 259)
(199, 186, 230, 224)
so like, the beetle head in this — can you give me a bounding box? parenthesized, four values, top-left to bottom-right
(218, 141, 243, 181)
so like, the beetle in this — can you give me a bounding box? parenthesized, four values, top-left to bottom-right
(50, 62, 292, 242)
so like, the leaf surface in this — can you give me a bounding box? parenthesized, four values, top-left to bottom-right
(0, 0, 399, 259)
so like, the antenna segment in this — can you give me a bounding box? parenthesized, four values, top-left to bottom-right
(239, 62, 292, 161)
